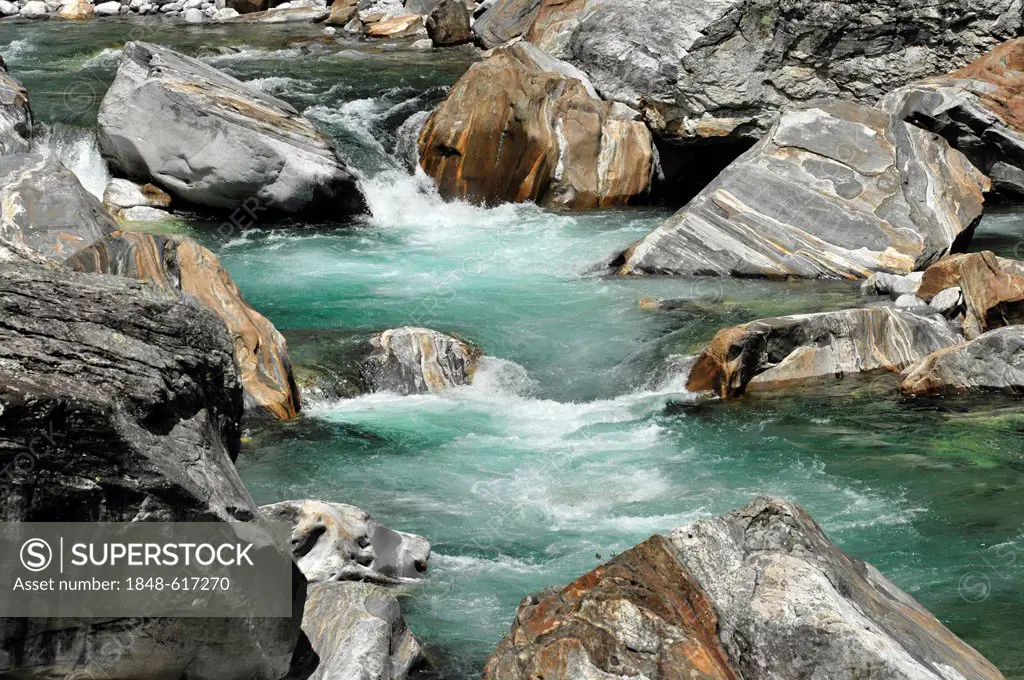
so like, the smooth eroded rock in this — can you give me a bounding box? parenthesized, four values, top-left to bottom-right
(103, 177, 172, 211)
(98, 41, 365, 217)
(362, 326, 480, 395)
(426, 0, 471, 46)
(0, 153, 118, 261)
(916, 251, 1024, 339)
(880, 38, 1024, 199)
(0, 61, 31, 154)
(617, 101, 988, 279)
(687, 306, 964, 398)
(298, 582, 427, 680)
(262, 499, 431, 583)
(419, 41, 653, 208)
(901, 326, 1024, 397)
(366, 13, 424, 37)
(66, 231, 301, 420)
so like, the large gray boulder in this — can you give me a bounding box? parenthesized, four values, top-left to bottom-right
(901, 326, 1024, 397)
(0, 263, 305, 679)
(0, 60, 30, 155)
(97, 41, 365, 217)
(362, 326, 481, 395)
(474, 0, 1024, 147)
(686, 306, 964, 399)
(616, 101, 989, 279)
(0, 154, 118, 261)
(484, 496, 1005, 680)
(880, 38, 1024, 200)
(297, 582, 427, 680)
(262, 499, 431, 584)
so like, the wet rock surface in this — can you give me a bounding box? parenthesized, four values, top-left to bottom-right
(362, 326, 481, 395)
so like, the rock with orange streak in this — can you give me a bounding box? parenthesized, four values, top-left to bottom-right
(361, 326, 480, 395)
(916, 251, 1024, 339)
(66, 231, 300, 420)
(418, 41, 653, 209)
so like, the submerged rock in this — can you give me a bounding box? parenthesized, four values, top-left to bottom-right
(880, 38, 1024, 200)
(0, 61, 31, 155)
(616, 101, 988, 279)
(262, 499, 430, 583)
(687, 306, 963, 399)
(0, 153, 118, 261)
(426, 0, 471, 46)
(486, 496, 1005, 680)
(916, 251, 1024, 339)
(66, 231, 301, 420)
(0, 263, 306, 679)
(474, 0, 1023, 148)
(97, 41, 364, 217)
(362, 326, 480, 395)
(298, 582, 428, 680)
(419, 41, 654, 208)
(901, 326, 1024, 397)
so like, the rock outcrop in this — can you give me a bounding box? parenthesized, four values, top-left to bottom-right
(418, 41, 654, 209)
(0, 263, 305, 679)
(616, 101, 988, 279)
(687, 306, 963, 399)
(298, 582, 428, 680)
(880, 38, 1024, 200)
(474, 0, 1024, 148)
(916, 251, 1024, 339)
(426, 0, 471, 46)
(0, 154, 118, 261)
(0, 61, 30, 155)
(97, 42, 365, 218)
(262, 499, 431, 583)
(362, 326, 481, 395)
(485, 496, 1005, 680)
(901, 326, 1024, 397)
(66, 231, 301, 420)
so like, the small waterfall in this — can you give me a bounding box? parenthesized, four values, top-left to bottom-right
(36, 123, 110, 200)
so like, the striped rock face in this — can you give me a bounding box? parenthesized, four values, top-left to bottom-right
(361, 326, 480, 395)
(901, 326, 1024, 397)
(418, 41, 654, 209)
(687, 306, 964, 399)
(617, 101, 989, 279)
(66, 231, 301, 420)
(916, 251, 1024, 339)
(0, 153, 118, 260)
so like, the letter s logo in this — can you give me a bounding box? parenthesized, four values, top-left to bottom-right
(20, 538, 52, 572)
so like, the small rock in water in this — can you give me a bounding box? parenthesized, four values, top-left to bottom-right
(362, 326, 480, 395)
(410, 37, 431, 49)
(211, 5, 237, 18)
(322, 25, 336, 35)
(93, 0, 121, 13)
(183, 6, 204, 20)
(19, 0, 50, 17)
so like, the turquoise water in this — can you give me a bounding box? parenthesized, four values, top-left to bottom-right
(3, 21, 1024, 679)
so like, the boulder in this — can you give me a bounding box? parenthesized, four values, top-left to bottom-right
(93, 0, 121, 13)
(486, 496, 1004, 680)
(425, 0, 471, 46)
(861, 271, 923, 299)
(66, 231, 301, 421)
(103, 177, 172, 211)
(227, 0, 264, 13)
(211, 6, 239, 19)
(483, 533, 738, 680)
(366, 13, 424, 37)
(322, 0, 355, 24)
(474, 0, 1023, 148)
(901, 326, 1024, 397)
(262, 499, 430, 583)
(880, 38, 1024, 199)
(615, 101, 988, 279)
(362, 326, 480, 395)
(19, 0, 50, 17)
(230, 5, 327, 20)
(0, 62, 31, 155)
(97, 41, 364, 217)
(184, 6, 204, 19)
(0, 154, 118, 261)
(916, 251, 1024, 338)
(298, 582, 427, 680)
(0, 2, 18, 16)
(58, 0, 94, 17)
(0, 263, 307, 680)
(686, 306, 963, 399)
(419, 41, 654, 208)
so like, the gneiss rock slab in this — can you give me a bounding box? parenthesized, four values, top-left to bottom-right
(0, 263, 305, 679)
(98, 41, 365, 217)
(616, 101, 988, 279)
(66, 231, 301, 421)
(916, 251, 1024, 339)
(0, 153, 118, 261)
(686, 306, 964, 399)
(362, 326, 481, 394)
(901, 326, 1024, 397)
(880, 38, 1024, 199)
(262, 499, 431, 584)
(474, 0, 1024, 146)
(418, 41, 654, 209)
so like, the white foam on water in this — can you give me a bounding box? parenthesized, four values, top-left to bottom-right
(0, 39, 33, 60)
(80, 47, 122, 69)
(36, 125, 110, 199)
